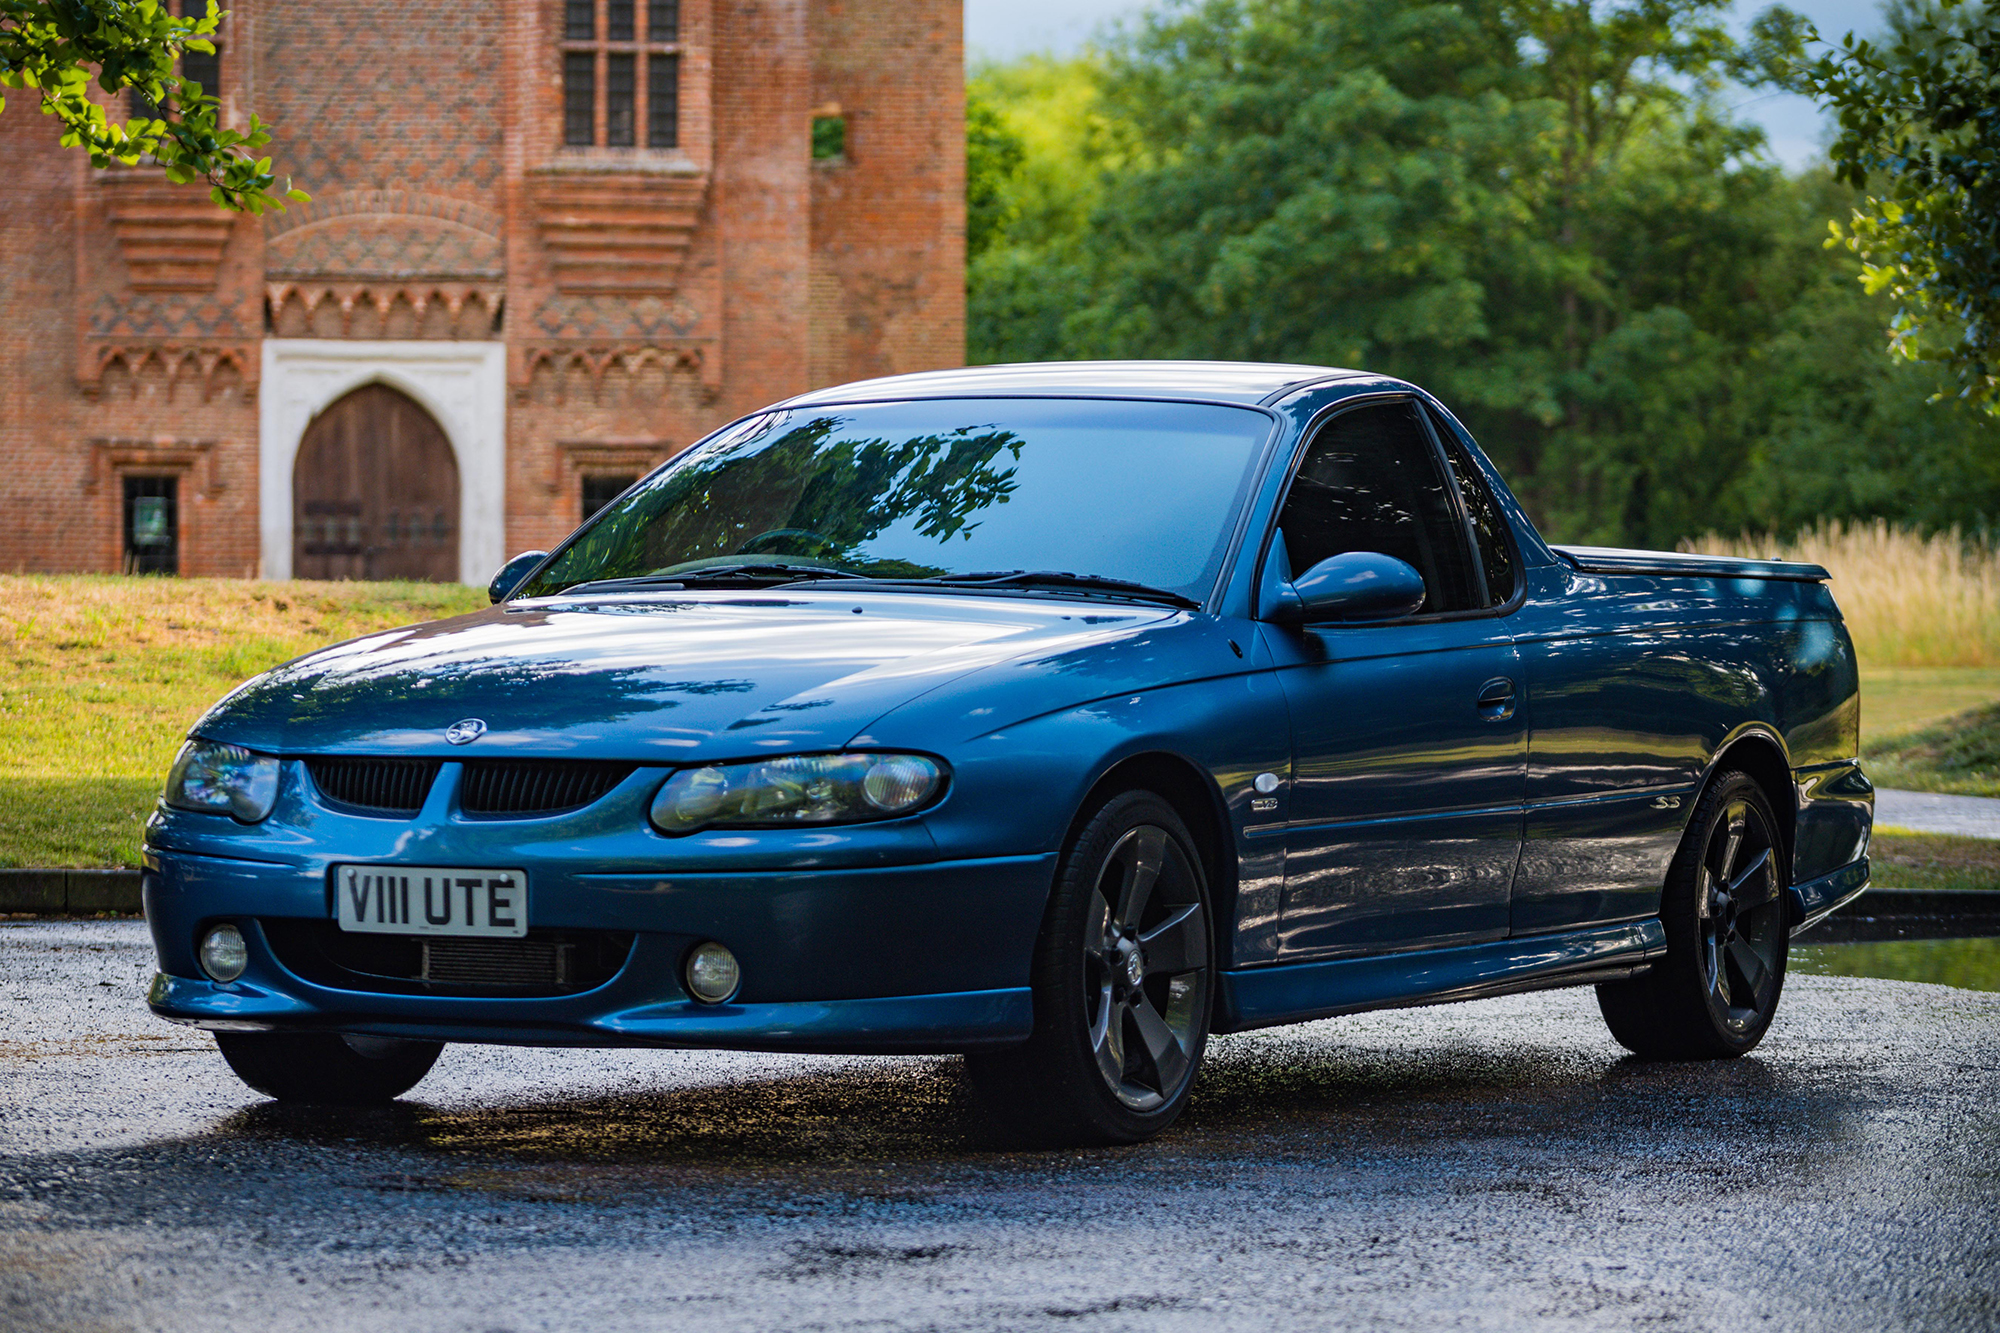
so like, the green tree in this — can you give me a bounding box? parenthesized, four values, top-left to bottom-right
(0, 0, 304, 212)
(1731, 175, 2000, 534)
(966, 0, 2000, 544)
(1074, 0, 1821, 543)
(1075, 0, 1539, 372)
(1802, 0, 1999, 412)
(966, 56, 1119, 364)
(966, 85, 1026, 264)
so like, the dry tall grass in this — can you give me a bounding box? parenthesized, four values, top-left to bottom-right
(1684, 521, 2000, 669)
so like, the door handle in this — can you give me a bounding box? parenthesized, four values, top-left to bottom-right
(1476, 677, 1517, 721)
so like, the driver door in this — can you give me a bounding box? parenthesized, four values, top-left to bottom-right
(1261, 399, 1526, 959)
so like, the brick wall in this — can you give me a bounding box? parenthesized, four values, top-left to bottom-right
(0, 102, 85, 573)
(0, 0, 963, 579)
(809, 0, 966, 388)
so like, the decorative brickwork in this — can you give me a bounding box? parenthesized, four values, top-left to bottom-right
(82, 344, 260, 402)
(267, 215, 506, 282)
(264, 191, 508, 243)
(266, 285, 504, 340)
(0, 0, 963, 581)
(97, 173, 241, 292)
(543, 438, 675, 516)
(526, 166, 708, 294)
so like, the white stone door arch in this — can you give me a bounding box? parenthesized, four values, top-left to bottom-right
(259, 339, 507, 585)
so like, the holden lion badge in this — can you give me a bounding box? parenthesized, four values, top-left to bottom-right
(445, 718, 487, 745)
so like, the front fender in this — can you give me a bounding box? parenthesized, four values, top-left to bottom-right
(890, 654, 1293, 968)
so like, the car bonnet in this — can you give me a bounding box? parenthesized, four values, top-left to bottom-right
(188, 591, 1181, 761)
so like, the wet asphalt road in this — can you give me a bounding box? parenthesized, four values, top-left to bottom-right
(2, 921, 1997, 1333)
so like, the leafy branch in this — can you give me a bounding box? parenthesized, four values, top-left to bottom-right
(1799, 0, 2000, 413)
(0, 0, 306, 212)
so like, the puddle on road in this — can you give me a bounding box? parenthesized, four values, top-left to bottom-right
(1793, 937, 2000, 992)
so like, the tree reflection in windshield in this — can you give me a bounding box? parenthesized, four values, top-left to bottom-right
(520, 399, 1274, 603)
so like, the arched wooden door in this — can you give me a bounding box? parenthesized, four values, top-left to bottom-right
(294, 384, 460, 581)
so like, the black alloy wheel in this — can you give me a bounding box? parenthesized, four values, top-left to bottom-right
(1083, 822, 1211, 1111)
(967, 790, 1214, 1144)
(1598, 770, 1791, 1059)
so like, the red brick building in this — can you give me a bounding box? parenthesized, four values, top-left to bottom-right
(0, 0, 965, 582)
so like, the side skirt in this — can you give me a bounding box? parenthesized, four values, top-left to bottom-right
(1214, 919, 1667, 1034)
(1789, 857, 1870, 936)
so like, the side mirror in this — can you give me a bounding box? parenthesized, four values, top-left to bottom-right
(488, 550, 550, 604)
(1279, 552, 1427, 623)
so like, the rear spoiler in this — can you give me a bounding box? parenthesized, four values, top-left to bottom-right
(1553, 545, 1830, 583)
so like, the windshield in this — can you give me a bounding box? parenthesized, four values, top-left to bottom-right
(518, 398, 1275, 603)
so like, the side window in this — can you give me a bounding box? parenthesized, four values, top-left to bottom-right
(1425, 406, 1516, 606)
(1276, 401, 1482, 615)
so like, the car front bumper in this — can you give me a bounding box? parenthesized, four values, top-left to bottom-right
(142, 843, 1051, 1054)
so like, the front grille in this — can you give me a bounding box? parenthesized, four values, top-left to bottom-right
(460, 760, 636, 816)
(305, 757, 441, 816)
(262, 919, 635, 997)
(422, 937, 575, 987)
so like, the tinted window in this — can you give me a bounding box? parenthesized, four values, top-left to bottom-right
(1426, 406, 1515, 605)
(522, 398, 1274, 602)
(1275, 401, 1481, 615)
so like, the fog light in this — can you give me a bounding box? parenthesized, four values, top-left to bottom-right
(684, 941, 740, 1004)
(198, 923, 248, 983)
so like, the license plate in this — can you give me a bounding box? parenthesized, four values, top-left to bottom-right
(335, 865, 528, 938)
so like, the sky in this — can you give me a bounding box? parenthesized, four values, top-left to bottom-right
(963, 0, 1890, 171)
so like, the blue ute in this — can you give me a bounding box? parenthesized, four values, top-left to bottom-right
(143, 362, 1874, 1143)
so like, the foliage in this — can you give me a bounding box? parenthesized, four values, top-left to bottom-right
(1802, 0, 2000, 412)
(1866, 698, 2000, 797)
(966, 56, 1122, 365)
(0, 576, 483, 867)
(966, 87, 1025, 263)
(810, 112, 846, 161)
(0, 0, 303, 212)
(966, 0, 2000, 547)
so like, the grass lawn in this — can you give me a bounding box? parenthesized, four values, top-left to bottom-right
(0, 576, 484, 868)
(1864, 701, 2000, 799)
(1860, 667, 2000, 747)
(1869, 828, 2000, 892)
(1860, 667, 2000, 798)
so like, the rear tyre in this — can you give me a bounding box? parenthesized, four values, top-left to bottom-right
(966, 790, 1213, 1145)
(215, 1031, 444, 1104)
(1597, 771, 1790, 1059)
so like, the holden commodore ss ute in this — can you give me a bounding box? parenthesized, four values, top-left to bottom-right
(144, 362, 1874, 1144)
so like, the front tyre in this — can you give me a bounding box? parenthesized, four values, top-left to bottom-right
(1598, 770, 1790, 1059)
(215, 1031, 444, 1104)
(968, 790, 1213, 1145)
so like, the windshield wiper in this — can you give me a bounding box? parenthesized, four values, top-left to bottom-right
(797, 569, 1201, 609)
(561, 564, 870, 594)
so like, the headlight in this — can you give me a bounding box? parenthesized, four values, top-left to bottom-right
(650, 752, 945, 835)
(164, 740, 281, 823)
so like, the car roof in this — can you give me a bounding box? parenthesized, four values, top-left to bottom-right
(775, 360, 1371, 408)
